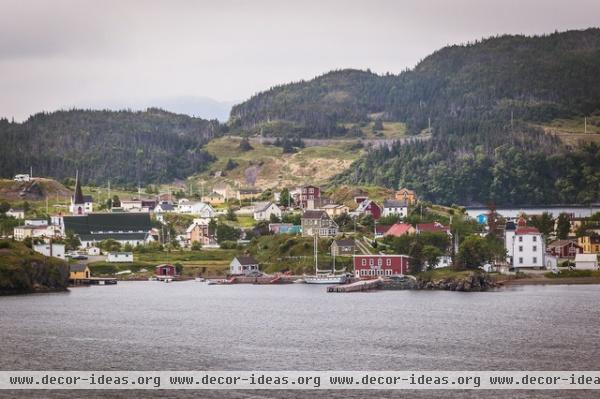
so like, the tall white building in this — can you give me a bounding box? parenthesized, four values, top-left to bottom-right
(505, 217, 545, 269)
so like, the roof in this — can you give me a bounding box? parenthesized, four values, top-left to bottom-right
(254, 202, 276, 213)
(70, 264, 88, 272)
(8, 208, 24, 212)
(515, 227, 540, 235)
(238, 188, 261, 194)
(397, 188, 415, 194)
(356, 199, 380, 212)
(575, 254, 598, 262)
(548, 240, 579, 249)
(73, 172, 85, 204)
(385, 223, 414, 237)
(78, 232, 149, 242)
(417, 222, 449, 234)
(383, 199, 408, 208)
(156, 203, 174, 211)
(235, 255, 258, 265)
(63, 213, 152, 235)
(302, 210, 329, 219)
(204, 191, 224, 198)
(322, 204, 346, 209)
(375, 224, 392, 234)
(333, 239, 355, 247)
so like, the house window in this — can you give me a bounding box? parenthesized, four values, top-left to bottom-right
(518, 246, 523, 252)
(369, 259, 374, 266)
(386, 258, 391, 266)
(533, 257, 537, 263)
(377, 258, 382, 266)
(532, 246, 537, 252)
(518, 236, 523, 242)
(519, 257, 523, 264)
(533, 236, 537, 242)
(361, 259, 366, 266)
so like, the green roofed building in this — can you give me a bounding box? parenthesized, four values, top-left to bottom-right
(63, 213, 156, 248)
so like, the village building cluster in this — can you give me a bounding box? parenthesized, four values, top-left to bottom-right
(4, 171, 599, 282)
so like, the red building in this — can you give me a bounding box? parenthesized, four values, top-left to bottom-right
(155, 264, 176, 277)
(356, 199, 382, 220)
(547, 240, 583, 258)
(295, 185, 321, 209)
(353, 254, 409, 278)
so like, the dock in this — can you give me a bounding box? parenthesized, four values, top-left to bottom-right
(70, 277, 117, 286)
(327, 278, 383, 293)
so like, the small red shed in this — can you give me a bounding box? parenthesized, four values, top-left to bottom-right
(155, 264, 176, 277)
(353, 254, 409, 278)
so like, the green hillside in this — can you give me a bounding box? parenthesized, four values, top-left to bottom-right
(230, 29, 600, 136)
(0, 108, 221, 185)
(228, 28, 600, 205)
(0, 240, 69, 295)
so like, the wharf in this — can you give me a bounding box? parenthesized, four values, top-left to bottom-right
(327, 278, 383, 293)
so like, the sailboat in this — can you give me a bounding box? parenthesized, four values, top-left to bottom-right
(303, 234, 348, 284)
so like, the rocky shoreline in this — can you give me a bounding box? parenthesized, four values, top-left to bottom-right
(415, 272, 498, 292)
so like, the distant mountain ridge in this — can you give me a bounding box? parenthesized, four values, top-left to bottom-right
(230, 28, 600, 136)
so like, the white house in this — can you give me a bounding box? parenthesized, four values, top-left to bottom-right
(6, 208, 25, 219)
(382, 199, 409, 218)
(229, 255, 260, 275)
(426, 255, 453, 269)
(574, 254, 598, 270)
(154, 202, 175, 223)
(177, 200, 215, 218)
(253, 202, 282, 221)
(33, 243, 66, 260)
(107, 252, 133, 263)
(87, 246, 101, 256)
(24, 219, 48, 227)
(13, 174, 30, 182)
(505, 218, 545, 269)
(120, 200, 143, 212)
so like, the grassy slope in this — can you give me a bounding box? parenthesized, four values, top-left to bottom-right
(342, 121, 407, 139)
(191, 137, 364, 190)
(537, 115, 600, 145)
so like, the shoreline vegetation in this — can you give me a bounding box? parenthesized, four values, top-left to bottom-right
(0, 241, 69, 295)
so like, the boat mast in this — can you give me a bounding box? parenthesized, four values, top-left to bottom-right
(332, 244, 336, 273)
(314, 232, 318, 276)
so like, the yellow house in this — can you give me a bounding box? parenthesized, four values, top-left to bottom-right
(395, 188, 417, 205)
(201, 192, 225, 205)
(578, 236, 600, 254)
(69, 264, 91, 281)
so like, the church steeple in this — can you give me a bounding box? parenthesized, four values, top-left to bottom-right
(74, 170, 84, 205)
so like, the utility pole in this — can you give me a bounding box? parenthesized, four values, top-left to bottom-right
(510, 110, 514, 130)
(585, 116, 588, 134)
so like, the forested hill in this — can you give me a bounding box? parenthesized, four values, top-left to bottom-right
(0, 109, 221, 185)
(229, 28, 600, 137)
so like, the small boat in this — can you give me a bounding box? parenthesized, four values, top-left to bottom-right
(207, 278, 233, 285)
(304, 234, 347, 285)
(147, 276, 158, 281)
(194, 277, 206, 282)
(304, 274, 347, 284)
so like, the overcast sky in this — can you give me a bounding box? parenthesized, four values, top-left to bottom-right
(1, 0, 599, 121)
